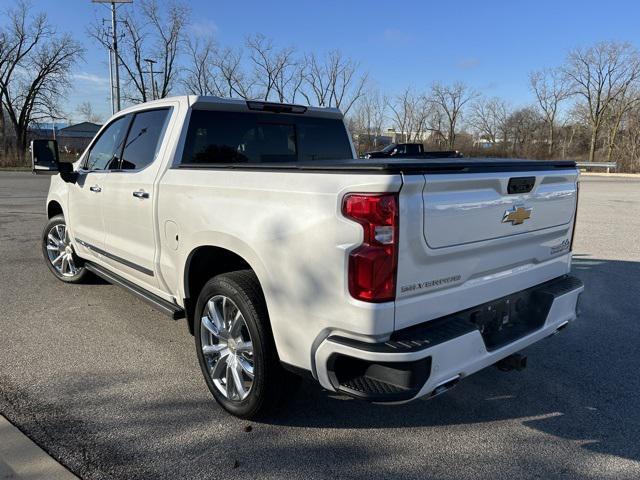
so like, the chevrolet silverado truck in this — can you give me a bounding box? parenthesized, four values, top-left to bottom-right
(32, 96, 584, 419)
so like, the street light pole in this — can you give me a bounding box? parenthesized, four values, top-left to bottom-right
(144, 58, 157, 100)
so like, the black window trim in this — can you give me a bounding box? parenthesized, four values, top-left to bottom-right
(80, 106, 172, 174)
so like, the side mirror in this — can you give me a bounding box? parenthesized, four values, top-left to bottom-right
(31, 139, 60, 173)
(31, 139, 75, 182)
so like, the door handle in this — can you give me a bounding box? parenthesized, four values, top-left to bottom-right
(132, 190, 150, 199)
(90, 185, 101, 193)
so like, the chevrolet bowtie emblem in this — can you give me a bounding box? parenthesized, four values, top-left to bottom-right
(502, 206, 532, 225)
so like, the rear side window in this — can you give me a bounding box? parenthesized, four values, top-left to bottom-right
(181, 110, 352, 165)
(121, 108, 171, 170)
(405, 144, 421, 154)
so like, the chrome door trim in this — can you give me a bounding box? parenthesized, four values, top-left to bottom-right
(76, 238, 154, 277)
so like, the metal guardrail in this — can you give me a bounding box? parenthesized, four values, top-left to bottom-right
(576, 161, 617, 173)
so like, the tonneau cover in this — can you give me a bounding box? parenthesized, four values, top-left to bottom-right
(179, 157, 577, 174)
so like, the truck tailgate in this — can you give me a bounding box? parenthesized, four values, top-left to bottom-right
(394, 167, 578, 331)
(423, 171, 576, 248)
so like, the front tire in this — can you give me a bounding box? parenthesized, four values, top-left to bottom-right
(194, 270, 291, 419)
(42, 214, 88, 283)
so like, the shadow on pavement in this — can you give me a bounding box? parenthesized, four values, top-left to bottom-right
(261, 256, 640, 459)
(1, 256, 639, 479)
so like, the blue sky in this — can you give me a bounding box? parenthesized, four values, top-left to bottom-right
(13, 0, 640, 121)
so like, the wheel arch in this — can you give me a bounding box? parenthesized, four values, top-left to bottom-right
(47, 200, 64, 219)
(183, 244, 269, 335)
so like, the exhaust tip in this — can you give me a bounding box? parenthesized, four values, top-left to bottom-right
(429, 375, 461, 398)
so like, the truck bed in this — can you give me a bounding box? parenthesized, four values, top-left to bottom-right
(178, 157, 577, 174)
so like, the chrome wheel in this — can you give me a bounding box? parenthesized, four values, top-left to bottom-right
(45, 223, 80, 277)
(200, 295, 255, 402)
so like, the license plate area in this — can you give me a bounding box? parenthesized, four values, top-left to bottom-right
(469, 288, 553, 350)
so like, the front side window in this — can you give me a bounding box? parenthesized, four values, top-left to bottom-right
(382, 144, 396, 153)
(181, 110, 352, 165)
(85, 115, 130, 171)
(121, 108, 171, 170)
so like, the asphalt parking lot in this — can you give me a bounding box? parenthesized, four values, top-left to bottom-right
(1, 172, 639, 480)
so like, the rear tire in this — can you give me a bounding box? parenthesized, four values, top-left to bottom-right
(194, 270, 294, 419)
(41, 214, 88, 284)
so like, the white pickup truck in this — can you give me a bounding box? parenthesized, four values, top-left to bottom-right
(33, 96, 583, 418)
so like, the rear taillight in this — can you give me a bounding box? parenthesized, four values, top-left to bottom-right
(342, 193, 399, 302)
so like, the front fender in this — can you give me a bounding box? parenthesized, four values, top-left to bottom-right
(45, 174, 69, 219)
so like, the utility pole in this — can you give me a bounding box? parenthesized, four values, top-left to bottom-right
(93, 0, 131, 114)
(111, 2, 121, 112)
(107, 38, 114, 113)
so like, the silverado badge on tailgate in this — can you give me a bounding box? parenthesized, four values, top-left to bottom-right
(502, 206, 532, 225)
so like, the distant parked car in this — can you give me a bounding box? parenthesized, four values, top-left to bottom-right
(364, 143, 462, 159)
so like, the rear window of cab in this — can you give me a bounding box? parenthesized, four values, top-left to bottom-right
(181, 110, 353, 164)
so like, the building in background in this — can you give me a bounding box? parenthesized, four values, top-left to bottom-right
(57, 122, 102, 153)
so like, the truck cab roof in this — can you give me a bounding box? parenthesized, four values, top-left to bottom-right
(113, 95, 345, 119)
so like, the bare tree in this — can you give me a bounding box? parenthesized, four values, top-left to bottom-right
(302, 51, 367, 114)
(469, 96, 509, 144)
(246, 34, 298, 102)
(142, 0, 188, 98)
(362, 89, 388, 139)
(429, 82, 477, 149)
(0, 2, 83, 159)
(529, 68, 572, 156)
(215, 47, 255, 99)
(558, 102, 591, 160)
(76, 101, 102, 124)
(90, 7, 146, 102)
(387, 88, 411, 142)
(616, 102, 640, 172)
(350, 88, 387, 152)
(90, 0, 188, 102)
(387, 88, 430, 143)
(563, 41, 640, 162)
(300, 53, 327, 107)
(506, 107, 542, 155)
(0, 2, 49, 156)
(603, 88, 640, 162)
(183, 37, 224, 96)
(424, 106, 447, 147)
(275, 61, 306, 104)
(113, 11, 147, 102)
(183, 38, 262, 100)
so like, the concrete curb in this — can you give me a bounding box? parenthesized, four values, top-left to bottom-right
(0, 415, 78, 480)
